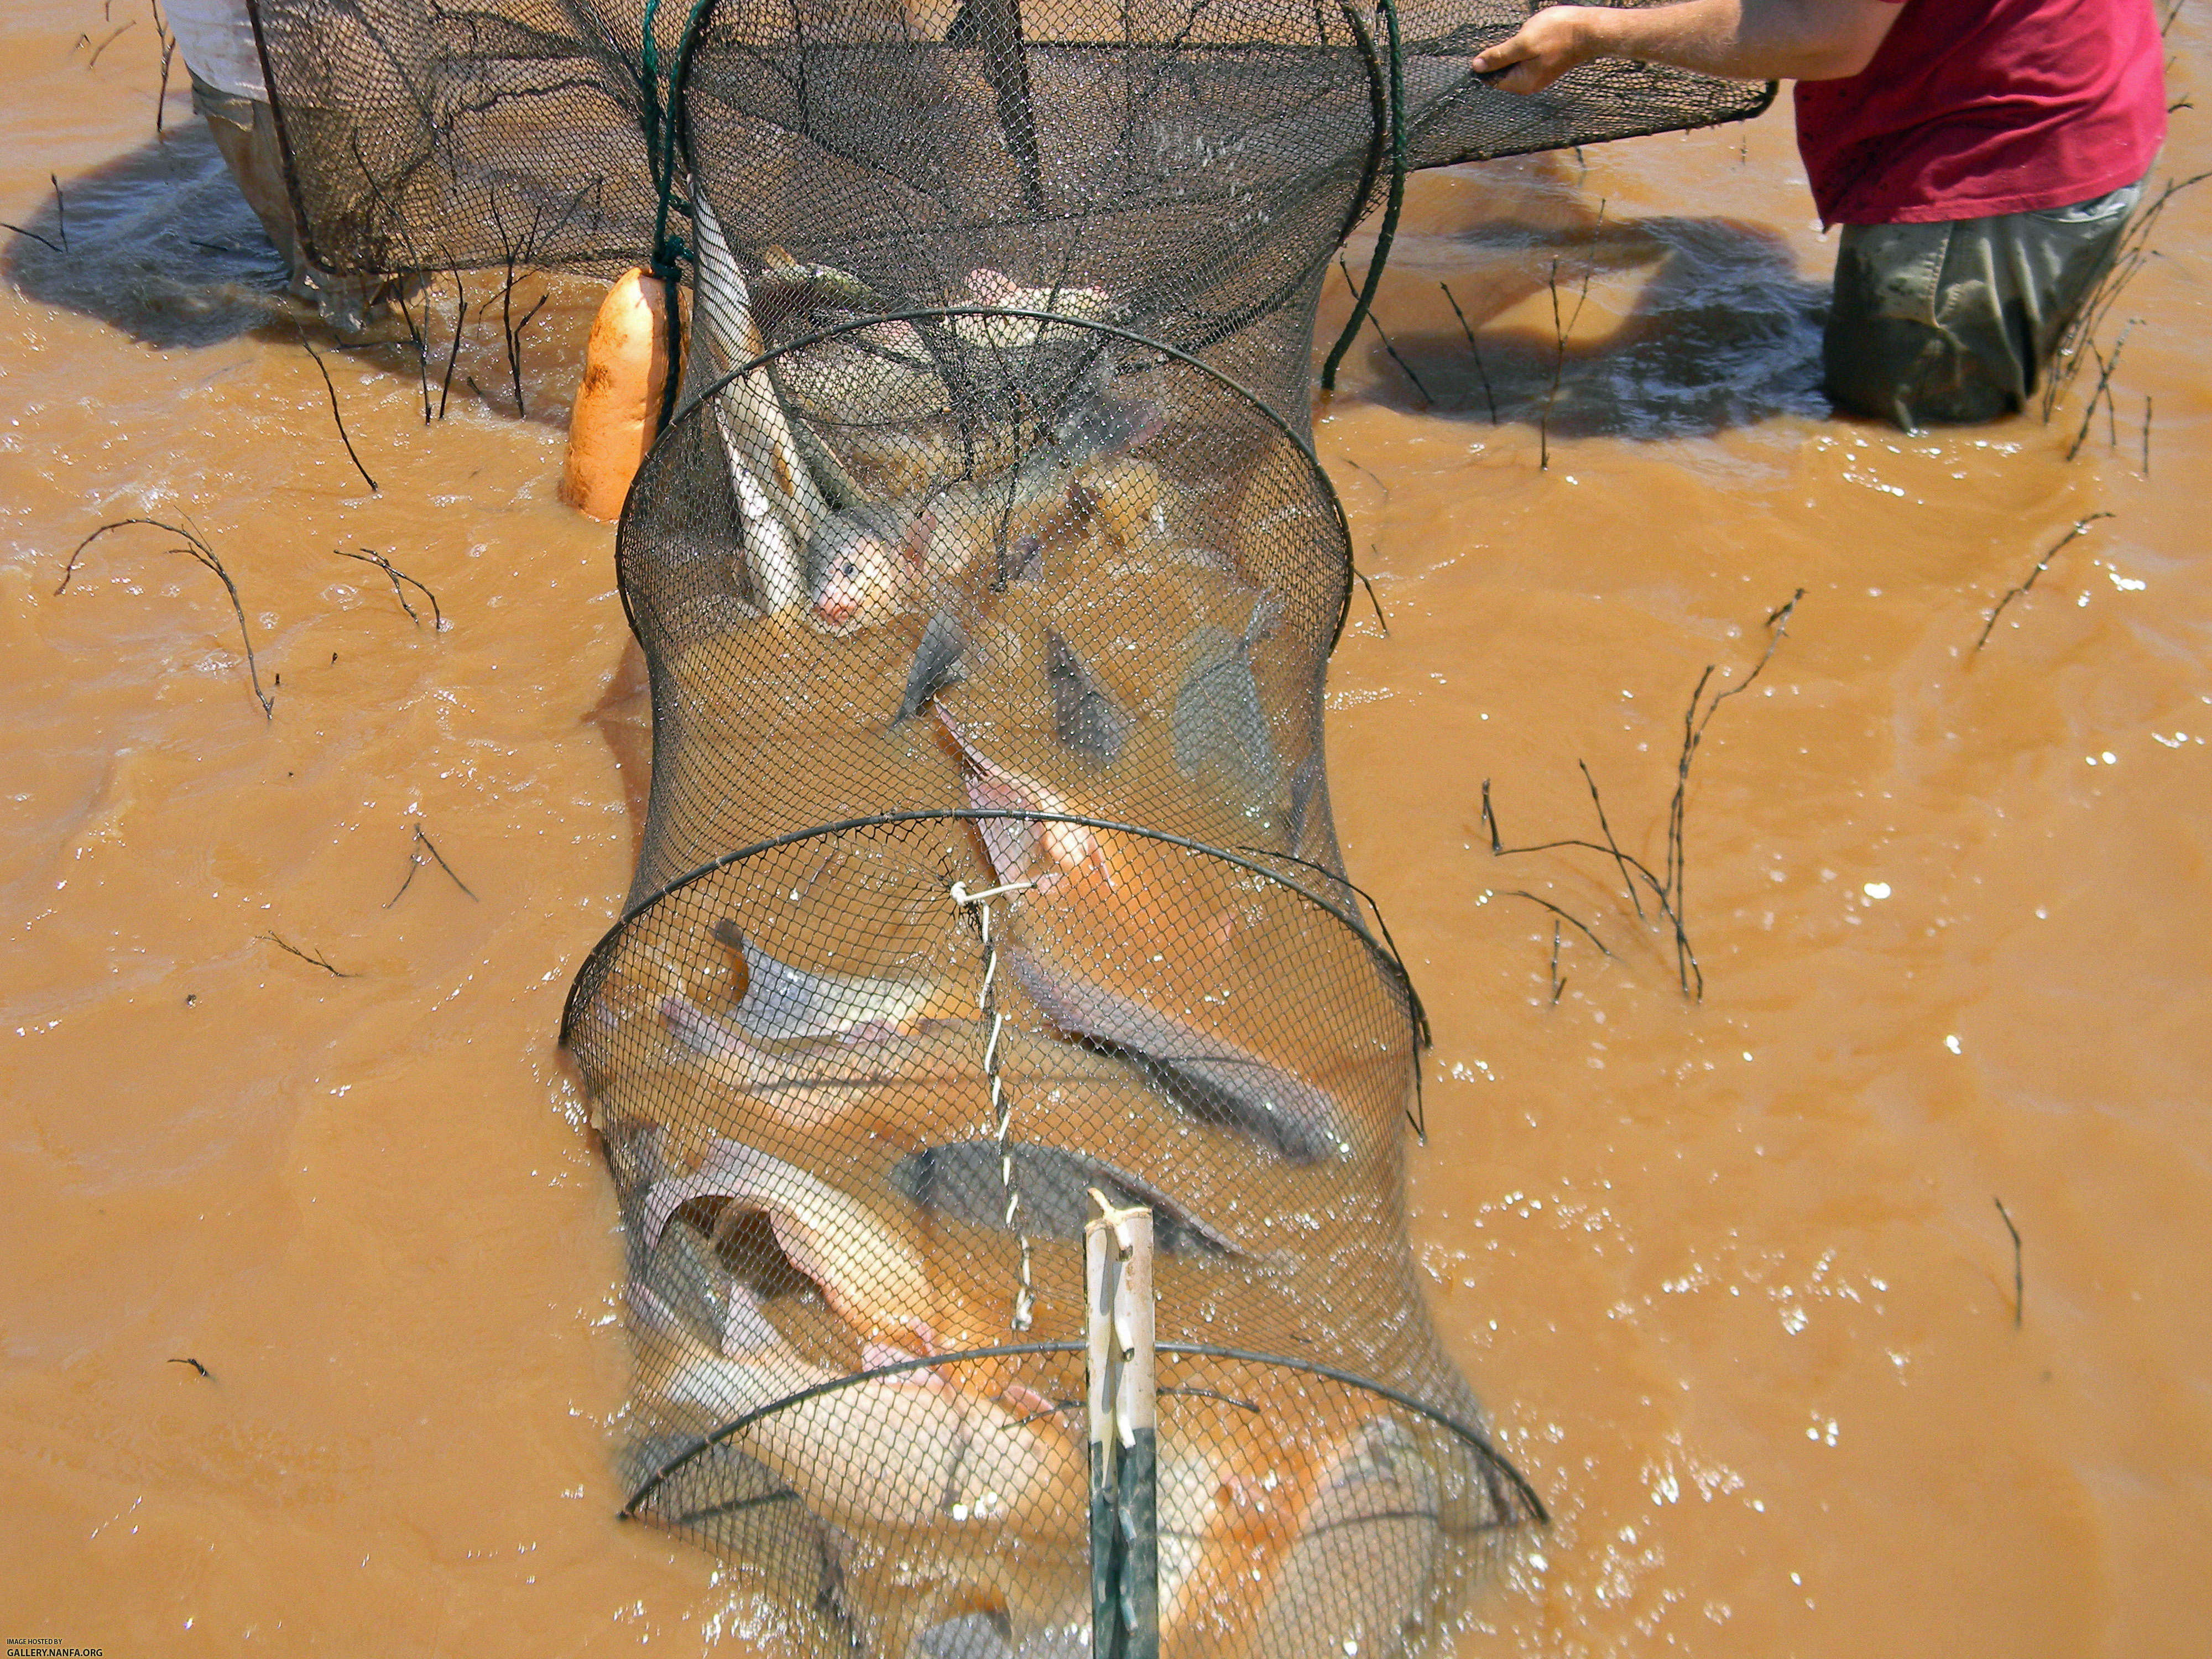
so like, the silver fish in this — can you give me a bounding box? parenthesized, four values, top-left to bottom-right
(887, 1141, 1238, 1258)
(805, 393, 1164, 633)
(640, 1208, 786, 1359)
(1003, 944, 1346, 1164)
(713, 922, 933, 1041)
(692, 188, 827, 614)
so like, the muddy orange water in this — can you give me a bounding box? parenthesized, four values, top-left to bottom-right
(4, 7, 2209, 1655)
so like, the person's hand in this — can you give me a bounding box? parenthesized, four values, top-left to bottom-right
(1470, 7, 1606, 95)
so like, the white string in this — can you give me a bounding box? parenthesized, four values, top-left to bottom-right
(953, 877, 1036, 1331)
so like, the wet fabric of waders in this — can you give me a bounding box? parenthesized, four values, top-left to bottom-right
(1823, 178, 2142, 432)
(188, 68, 401, 337)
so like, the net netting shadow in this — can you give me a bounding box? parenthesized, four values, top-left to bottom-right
(246, 0, 1771, 1651)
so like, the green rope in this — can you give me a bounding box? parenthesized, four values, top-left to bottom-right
(638, 0, 717, 435)
(642, 0, 717, 284)
(1319, 0, 1406, 392)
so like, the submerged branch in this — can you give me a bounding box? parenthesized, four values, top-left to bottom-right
(332, 546, 445, 630)
(1480, 593, 1802, 999)
(300, 332, 379, 493)
(260, 931, 353, 977)
(1974, 514, 2112, 652)
(1994, 1196, 2023, 1328)
(58, 518, 275, 718)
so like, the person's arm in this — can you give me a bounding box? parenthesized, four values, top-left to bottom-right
(1469, 0, 1902, 95)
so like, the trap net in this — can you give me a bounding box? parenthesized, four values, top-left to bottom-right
(565, 313, 1559, 1654)
(244, 0, 1773, 1651)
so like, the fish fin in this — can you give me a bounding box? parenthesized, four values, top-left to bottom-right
(733, 940, 931, 1041)
(966, 267, 1020, 305)
(1173, 625, 1282, 804)
(1001, 531, 1044, 586)
(1083, 839, 1116, 887)
(901, 508, 937, 571)
(999, 1380, 1062, 1418)
(1052, 393, 1164, 469)
(1046, 629, 1130, 764)
(938, 709, 1042, 884)
(895, 610, 969, 724)
(863, 1340, 940, 1384)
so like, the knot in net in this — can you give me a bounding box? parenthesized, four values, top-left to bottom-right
(248, 0, 1770, 1650)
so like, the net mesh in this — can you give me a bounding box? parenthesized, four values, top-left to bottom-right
(247, 1, 1770, 1650)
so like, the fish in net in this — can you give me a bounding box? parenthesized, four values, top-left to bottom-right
(246, 0, 1770, 1650)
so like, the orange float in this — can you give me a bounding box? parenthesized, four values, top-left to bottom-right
(559, 267, 672, 521)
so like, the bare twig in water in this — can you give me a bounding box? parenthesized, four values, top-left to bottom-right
(415, 826, 477, 899)
(1550, 917, 1566, 1003)
(1539, 202, 1606, 472)
(1354, 562, 1390, 635)
(387, 823, 479, 907)
(1540, 260, 1594, 471)
(1439, 281, 1499, 424)
(1658, 589, 1804, 995)
(2, 220, 62, 254)
(2043, 169, 2211, 420)
(152, 0, 176, 139)
(1338, 454, 1390, 502)
(260, 931, 353, 977)
(168, 1357, 210, 1378)
(85, 18, 136, 67)
(300, 332, 379, 493)
(395, 282, 432, 424)
(1490, 888, 1613, 969)
(1582, 757, 1647, 921)
(1541, 263, 1562, 471)
(438, 287, 468, 420)
(2142, 394, 2152, 477)
(506, 289, 547, 415)
(1994, 1196, 2023, 1328)
(58, 519, 275, 717)
(1975, 514, 2113, 651)
(2066, 321, 2135, 461)
(331, 547, 444, 629)
(487, 189, 556, 416)
(1335, 255, 1432, 406)
(1480, 778, 1670, 906)
(1481, 593, 1802, 998)
(51, 175, 67, 251)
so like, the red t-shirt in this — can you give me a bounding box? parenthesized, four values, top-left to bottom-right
(1794, 0, 2168, 224)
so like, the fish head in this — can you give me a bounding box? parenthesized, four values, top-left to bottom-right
(806, 508, 931, 634)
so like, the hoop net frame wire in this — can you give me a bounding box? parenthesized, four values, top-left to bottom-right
(622, 1338, 1552, 1530)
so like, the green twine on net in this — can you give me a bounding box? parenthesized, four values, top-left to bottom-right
(641, 0, 718, 284)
